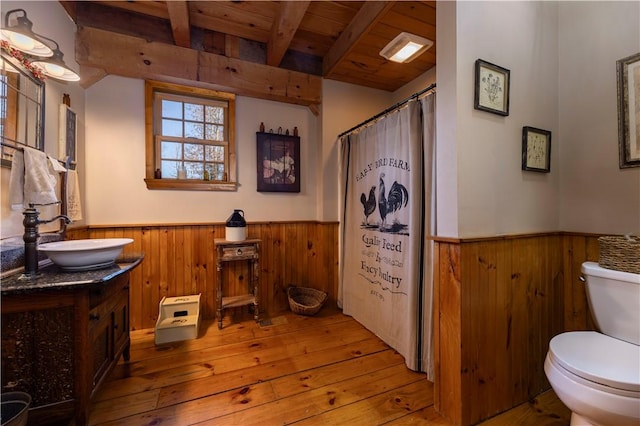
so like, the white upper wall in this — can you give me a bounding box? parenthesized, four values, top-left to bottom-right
(435, 1, 459, 238)
(454, 1, 561, 238)
(392, 67, 436, 104)
(437, 0, 639, 238)
(85, 76, 319, 224)
(558, 1, 640, 234)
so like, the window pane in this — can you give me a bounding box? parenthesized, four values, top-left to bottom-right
(184, 143, 204, 160)
(205, 163, 224, 181)
(162, 100, 182, 119)
(206, 106, 224, 124)
(161, 160, 181, 178)
(206, 145, 225, 161)
(185, 122, 204, 139)
(162, 119, 183, 137)
(211, 163, 225, 180)
(185, 161, 203, 179)
(161, 141, 182, 159)
(205, 124, 224, 141)
(184, 103, 203, 121)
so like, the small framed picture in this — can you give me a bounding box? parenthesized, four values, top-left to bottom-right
(522, 126, 551, 173)
(58, 104, 77, 165)
(474, 59, 510, 116)
(617, 52, 640, 168)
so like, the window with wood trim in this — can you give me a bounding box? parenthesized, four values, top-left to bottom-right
(144, 80, 237, 191)
(0, 72, 18, 143)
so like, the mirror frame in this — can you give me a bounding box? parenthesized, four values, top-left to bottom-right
(0, 50, 46, 167)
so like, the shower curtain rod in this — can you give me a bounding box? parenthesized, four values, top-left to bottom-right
(338, 82, 436, 138)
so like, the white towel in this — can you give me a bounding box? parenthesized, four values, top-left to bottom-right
(9, 147, 60, 209)
(49, 156, 67, 173)
(9, 149, 25, 210)
(66, 170, 83, 221)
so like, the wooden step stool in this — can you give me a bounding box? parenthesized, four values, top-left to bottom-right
(155, 294, 200, 345)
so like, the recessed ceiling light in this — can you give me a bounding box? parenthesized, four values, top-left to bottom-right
(380, 32, 433, 63)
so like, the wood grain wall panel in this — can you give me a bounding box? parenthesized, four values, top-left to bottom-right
(562, 234, 599, 331)
(435, 234, 567, 426)
(433, 241, 462, 426)
(67, 222, 339, 330)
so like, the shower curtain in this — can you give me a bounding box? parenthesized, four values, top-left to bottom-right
(339, 93, 436, 379)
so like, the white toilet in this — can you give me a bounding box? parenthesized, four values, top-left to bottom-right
(544, 262, 640, 426)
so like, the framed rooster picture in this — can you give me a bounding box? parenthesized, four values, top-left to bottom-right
(256, 131, 300, 192)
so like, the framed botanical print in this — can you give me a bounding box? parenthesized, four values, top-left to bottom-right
(617, 52, 640, 168)
(522, 126, 551, 173)
(256, 131, 300, 192)
(474, 59, 510, 116)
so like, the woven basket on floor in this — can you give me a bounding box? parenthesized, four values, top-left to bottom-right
(598, 235, 640, 274)
(287, 286, 328, 316)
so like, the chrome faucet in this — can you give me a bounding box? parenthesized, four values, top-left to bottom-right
(23, 204, 72, 277)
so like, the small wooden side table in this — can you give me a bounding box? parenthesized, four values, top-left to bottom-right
(214, 238, 261, 329)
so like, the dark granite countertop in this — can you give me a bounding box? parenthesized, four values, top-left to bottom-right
(1, 254, 144, 294)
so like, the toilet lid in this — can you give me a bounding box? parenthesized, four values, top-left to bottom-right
(549, 331, 640, 392)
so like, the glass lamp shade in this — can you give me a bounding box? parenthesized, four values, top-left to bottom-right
(1, 10, 53, 57)
(31, 49, 80, 81)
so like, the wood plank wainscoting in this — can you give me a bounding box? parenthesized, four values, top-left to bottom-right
(67, 222, 339, 331)
(68, 223, 599, 425)
(434, 232, 599, 425)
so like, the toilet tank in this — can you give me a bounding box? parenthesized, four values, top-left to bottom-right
(582, 262, 640, 345)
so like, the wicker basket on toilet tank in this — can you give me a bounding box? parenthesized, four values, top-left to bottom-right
(598, 235, 640, 274)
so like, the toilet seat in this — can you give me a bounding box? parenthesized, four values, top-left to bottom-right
(549, 331, 640, 396)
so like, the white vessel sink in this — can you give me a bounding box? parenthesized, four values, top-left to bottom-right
(38, 238, 134, 271)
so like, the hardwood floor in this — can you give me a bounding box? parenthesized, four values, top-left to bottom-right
(88, 307, 570, 425)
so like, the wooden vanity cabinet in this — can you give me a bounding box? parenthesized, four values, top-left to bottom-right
(87, 275, 131, 394)
(1, 269, 134, 426)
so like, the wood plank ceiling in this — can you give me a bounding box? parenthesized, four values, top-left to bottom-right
(61, 1, 436, 110)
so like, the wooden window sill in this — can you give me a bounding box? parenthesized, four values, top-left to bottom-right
(144, 178, 238, 191)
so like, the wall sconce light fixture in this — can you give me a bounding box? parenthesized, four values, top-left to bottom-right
(380, 32, 433, 64)
(1, 9, 53, 57)
(1, 8, 80, 81)
(30, 36, 80, 81)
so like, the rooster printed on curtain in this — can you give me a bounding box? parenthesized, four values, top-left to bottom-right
(360, 172, 409, 234)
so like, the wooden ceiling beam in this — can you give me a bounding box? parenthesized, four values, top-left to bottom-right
(73, 2, 175, 45)
(90, 1, 169, 19)
(59, 1, 78, 22)
(189, 7, 270, 44)
(322, 1, 394, 78)
(75, 26, 321, 109)
(266, 1, 310, 67)
(79, 65, 107, 89)
(166, 1, 191, 48)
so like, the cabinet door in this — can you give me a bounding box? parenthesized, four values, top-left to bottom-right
(89, 313, 112, 389)
(112, 289, 129, 358)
